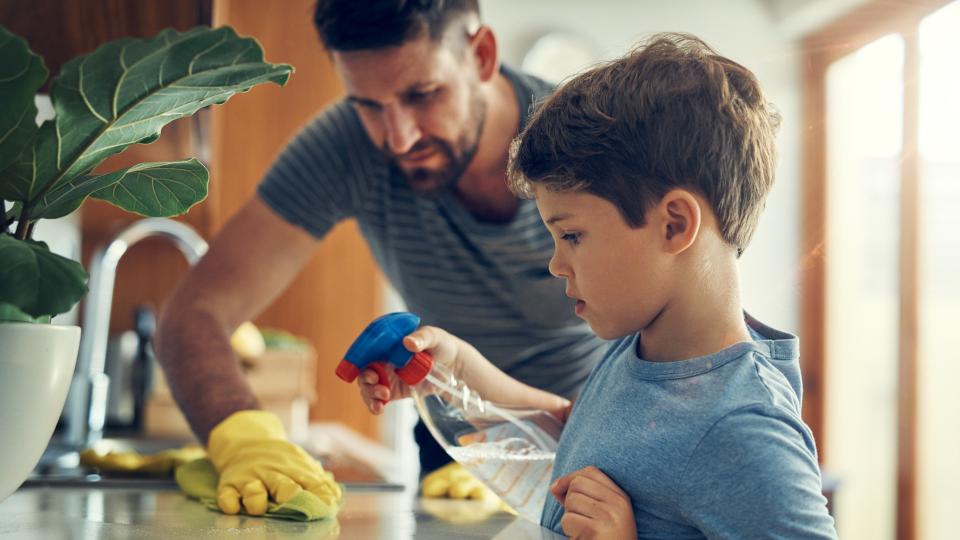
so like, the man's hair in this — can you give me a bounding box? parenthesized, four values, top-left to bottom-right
(508, 33, 781, 255)
(314, 0, 479, 51)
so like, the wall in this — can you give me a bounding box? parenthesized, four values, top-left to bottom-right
(484, 0, 805, 332)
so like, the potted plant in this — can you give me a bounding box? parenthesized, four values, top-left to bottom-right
(0, 24, 292, 502)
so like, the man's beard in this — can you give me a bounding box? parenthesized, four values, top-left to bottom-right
(384, 95, 486, 197)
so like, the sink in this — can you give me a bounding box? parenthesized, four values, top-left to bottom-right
(24, 435, 406, 491)
(24, 436, 194, 489)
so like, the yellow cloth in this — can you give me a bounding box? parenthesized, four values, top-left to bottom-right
(207, 410, 343, 516)
(176, 458, 340, 522)
(79, 445, 206, 475)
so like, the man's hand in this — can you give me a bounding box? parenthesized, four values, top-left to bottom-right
(551, 466, 636, 540)
(207, 410, 341, 515)
(358, 325, 462, 414)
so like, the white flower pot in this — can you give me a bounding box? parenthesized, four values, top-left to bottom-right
(0, 323, 80, 503)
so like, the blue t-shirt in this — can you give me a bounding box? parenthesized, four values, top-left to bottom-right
(542, 314, 837, 539)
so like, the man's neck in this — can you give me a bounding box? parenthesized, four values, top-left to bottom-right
(638, 253, 751, 363)
(455, 71, 520, 223)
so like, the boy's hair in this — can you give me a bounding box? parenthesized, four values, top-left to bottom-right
(508, 33, 781, 255)
(314, 0, 479, 52)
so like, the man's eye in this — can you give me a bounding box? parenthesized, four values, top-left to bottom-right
(406, 89, 438, 104)
(350, 100, 382, 113)
(561, 232, 581, 246)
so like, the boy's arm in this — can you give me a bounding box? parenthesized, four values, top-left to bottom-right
(677, 406, 838, 539)
(359, 325, 571, 416)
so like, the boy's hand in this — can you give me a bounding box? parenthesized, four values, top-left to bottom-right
(357, 325, 462, 414)
(551, 466, 636, 540)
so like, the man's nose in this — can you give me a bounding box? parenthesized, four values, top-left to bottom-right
(383, 104, 421, 155)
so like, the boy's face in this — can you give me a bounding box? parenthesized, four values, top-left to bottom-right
(333, 32, 486, 196)
(536, 187, 673, 340)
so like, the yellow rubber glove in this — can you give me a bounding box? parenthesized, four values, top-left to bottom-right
(80, 445, 206, 475)
(421, 462, 498, 501)
(207, 410, 342, 516)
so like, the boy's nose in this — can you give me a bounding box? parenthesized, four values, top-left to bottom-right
(548, 252, 570, 278)
(383, 104, 421, 155)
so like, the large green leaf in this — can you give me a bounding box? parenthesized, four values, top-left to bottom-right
(0, 302, 51, 324)
(7, 25, 291, 210)
(31, 158, 208, 219)
(0, 26, 47, 185)
(0, 235, 88, 318)
(4, 201, 21, 223)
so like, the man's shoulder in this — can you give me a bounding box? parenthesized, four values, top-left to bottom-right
(280, 99, 388, 177)
(262, 98, 392, 210)
(302, 100, 368, 143)
(508, 67, 555, 100)
(502, 65, 555, 121)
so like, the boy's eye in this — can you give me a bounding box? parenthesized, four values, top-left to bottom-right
(561, 232, 581, 246)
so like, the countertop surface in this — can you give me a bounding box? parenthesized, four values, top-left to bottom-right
(0, 485, 565, 539)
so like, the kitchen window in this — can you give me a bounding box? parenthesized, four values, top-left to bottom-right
(801, 1, 960, 539)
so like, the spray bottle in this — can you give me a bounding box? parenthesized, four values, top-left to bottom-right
(335, 312, 562, 522)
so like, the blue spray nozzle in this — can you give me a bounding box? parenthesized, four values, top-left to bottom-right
(335, 312, 433, 386)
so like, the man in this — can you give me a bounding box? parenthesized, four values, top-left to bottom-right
(155, 0, 607, 515)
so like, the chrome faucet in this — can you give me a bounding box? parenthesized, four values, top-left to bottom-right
(63, 218, 208, 449)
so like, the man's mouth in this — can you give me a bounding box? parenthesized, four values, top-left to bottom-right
(400, 144, 438, 164)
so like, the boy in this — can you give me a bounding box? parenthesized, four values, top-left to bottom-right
(360, 33, 837, 538)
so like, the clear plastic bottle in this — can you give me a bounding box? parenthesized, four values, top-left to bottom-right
(336, 312, 562, 523)
(411, 361, 562, 522)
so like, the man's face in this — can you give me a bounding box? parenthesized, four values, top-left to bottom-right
(332, 33, 486, 196)
(535, 187, 672, 340)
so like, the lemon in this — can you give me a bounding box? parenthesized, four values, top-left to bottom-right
(230, 321, 265, 359)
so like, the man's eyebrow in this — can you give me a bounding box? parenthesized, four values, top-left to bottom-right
(345, 95, 382, 108)
(545, 213, 572, 225)
(346, 81, 440, 108)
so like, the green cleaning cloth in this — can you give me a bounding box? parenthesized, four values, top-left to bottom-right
(175, 458, 341, 521)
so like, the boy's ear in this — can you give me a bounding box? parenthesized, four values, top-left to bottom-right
(655, 189, 701, 255)
(469, 25, 499, 82)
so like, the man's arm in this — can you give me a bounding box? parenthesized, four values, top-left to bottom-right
(155, 195, 320, 443)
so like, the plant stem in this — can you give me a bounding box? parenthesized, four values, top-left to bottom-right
(14, 208, 31, 240)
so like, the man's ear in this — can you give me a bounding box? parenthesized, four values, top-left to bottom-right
(469, 25, 499, 82)
(655, 189, 701, 255)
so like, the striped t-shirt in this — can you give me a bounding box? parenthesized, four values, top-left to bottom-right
(257, 66, 606, 397)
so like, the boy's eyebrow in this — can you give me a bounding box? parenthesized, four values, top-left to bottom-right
(545, 213, 573, 225)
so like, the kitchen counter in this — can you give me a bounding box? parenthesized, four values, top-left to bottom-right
(0, 485, 565, 539)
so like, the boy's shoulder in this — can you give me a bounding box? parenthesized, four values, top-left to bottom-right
(582, 317, 806, 425)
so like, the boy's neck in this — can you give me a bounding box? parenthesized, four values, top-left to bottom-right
(637, 254, 751, 363)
